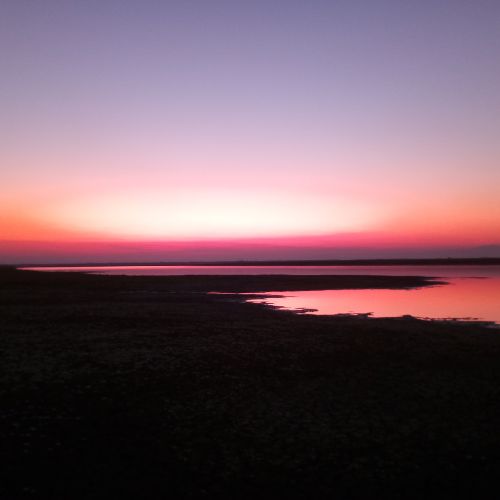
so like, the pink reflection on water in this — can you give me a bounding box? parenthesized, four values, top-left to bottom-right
(249, 277, 500, 324)
(21, 264, 500, 277)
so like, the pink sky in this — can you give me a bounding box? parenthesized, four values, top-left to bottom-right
(1, 2, 499, 263)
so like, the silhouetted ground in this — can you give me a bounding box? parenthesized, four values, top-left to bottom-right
(2, 267, 500, 499)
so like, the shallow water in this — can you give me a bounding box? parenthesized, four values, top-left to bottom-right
(21, 264, 500, 278)
(249, 275, 500, 324)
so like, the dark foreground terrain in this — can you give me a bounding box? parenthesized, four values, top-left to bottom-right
(1, 267, 500, 499)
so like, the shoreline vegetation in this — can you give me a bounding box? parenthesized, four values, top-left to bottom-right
(2, 267, 500, 498)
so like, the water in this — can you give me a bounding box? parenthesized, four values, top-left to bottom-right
(20, 264, 500, 277)
(248, 276, 500, 324)
(22, 264, 500, 324)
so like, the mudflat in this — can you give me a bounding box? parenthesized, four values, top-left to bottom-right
(2, 267, 500, 498)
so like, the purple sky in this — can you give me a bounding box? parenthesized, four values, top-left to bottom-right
(1, 1, 499, 262)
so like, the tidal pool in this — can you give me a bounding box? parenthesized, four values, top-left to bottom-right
(248, 276, 500, 324)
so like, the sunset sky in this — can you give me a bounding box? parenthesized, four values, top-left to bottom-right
(1, 1, 499, 263)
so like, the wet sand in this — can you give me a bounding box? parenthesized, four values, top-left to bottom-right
(2, 267, 500, 498)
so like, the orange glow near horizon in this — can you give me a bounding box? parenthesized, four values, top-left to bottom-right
(2, 134, 499, 259)
(1, 183, 498, 250)
(41, 189, 387, 240)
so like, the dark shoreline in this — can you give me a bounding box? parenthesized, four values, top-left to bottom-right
(2, 267, 500, 498)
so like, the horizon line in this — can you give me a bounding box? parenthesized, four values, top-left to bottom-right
(13, 257, 500, 268)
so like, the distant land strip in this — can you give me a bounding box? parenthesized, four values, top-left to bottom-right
(13, 257, 500, 268)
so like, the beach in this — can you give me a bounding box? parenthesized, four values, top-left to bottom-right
(2, 267, 500, 498)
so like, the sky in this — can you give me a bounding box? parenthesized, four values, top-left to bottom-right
(1, 0, 499, 263)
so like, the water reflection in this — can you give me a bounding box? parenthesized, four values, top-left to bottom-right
(249, 277, 500, 324)
(21, 264, 500, 277)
